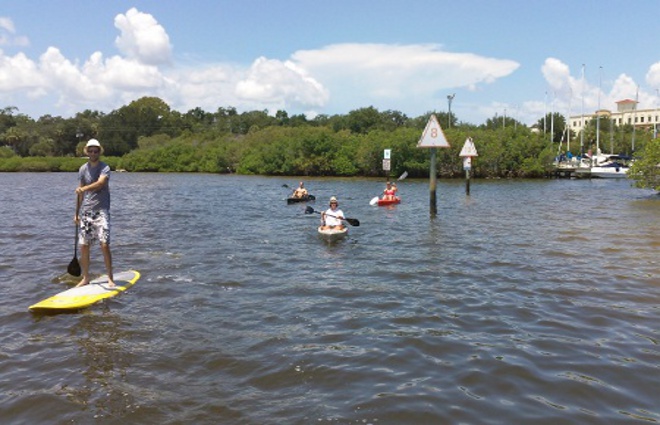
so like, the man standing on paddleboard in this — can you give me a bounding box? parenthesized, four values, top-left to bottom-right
(74, 139, 115, 287)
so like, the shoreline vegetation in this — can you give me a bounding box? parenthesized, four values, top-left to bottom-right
(0, 97, 657, 188)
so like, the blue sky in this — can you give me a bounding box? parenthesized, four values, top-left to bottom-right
(1, 0, 659, 125)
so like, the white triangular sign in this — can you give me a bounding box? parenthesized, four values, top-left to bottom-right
(459, 137, 478, 157)
(417, 114, 450, 148)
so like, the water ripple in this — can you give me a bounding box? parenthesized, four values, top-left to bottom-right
(1, 173, 658, 424)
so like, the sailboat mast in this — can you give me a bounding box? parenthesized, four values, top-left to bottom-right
(567, 90, 572, 153)
(610, 115, 614, 154)
(596, 66, 602, 164)
(580, 64, 585, 156)
(653, 89, 660, 139)
(632, 86, 638, 152)
(550, 92, 555, 144)
(655, 89, 659, 139)
(566, 87, 572, 153)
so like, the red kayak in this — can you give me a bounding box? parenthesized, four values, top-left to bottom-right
(377, 197, 401, 206)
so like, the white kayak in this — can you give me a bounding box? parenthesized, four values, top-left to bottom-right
(317, 226, 348, 240)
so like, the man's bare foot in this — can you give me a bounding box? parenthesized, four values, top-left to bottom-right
(75, 278, 89, 288)
(106, 279, 116, 288)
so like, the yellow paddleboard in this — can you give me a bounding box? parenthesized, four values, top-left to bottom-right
(29, 270, 140, 312)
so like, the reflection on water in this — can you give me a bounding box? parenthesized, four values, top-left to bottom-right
(1, 173, 659, 424)
(61, 310, 136, 420)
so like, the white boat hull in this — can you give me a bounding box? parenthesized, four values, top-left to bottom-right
(590, 165, 629, 178)
(318, 226, 348, 240)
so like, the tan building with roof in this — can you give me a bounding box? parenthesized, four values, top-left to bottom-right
(569, 99, 659, 133)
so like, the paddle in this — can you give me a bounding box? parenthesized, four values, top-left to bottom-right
(67, 195, 82, 277)
(305, 206, 360, 226)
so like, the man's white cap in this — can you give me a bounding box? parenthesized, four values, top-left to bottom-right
(85, 139, 102, 148)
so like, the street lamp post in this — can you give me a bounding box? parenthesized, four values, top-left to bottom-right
(76, 129, 83, 155)
(447, 94, 455, 129)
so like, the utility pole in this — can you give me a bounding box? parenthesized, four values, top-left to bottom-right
(447, 94, 455, 129)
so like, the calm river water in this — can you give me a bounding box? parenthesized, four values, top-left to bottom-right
(1, 172, 659, 424)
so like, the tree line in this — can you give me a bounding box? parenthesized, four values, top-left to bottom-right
(0, 97, 656, 187)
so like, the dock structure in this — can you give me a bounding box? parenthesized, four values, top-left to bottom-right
(554, 164, 576, 178)
(553, 158, 592, 179)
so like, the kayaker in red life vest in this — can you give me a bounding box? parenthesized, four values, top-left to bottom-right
(383, 181, 397, 201)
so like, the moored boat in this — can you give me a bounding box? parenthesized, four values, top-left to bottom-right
(589, 155, 631, 178)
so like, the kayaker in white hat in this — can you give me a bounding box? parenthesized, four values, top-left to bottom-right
(321, 196, 345, 230)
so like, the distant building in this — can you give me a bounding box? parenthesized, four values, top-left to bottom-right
(569, 99, 659, 133)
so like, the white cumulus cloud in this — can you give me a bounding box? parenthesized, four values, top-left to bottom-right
(0, 16, 29, 47)
(645, 62, 660, 90)
(291, 43, 519, 109)
(0, 9, 178, 115)
(114, 7, 172, 66)
(4, 8, 657, 124)
(236, 57, 329, 109)
(0, 51, 43, 92)
(539, 57, 657, 122)
(0, 17, 16, 33)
